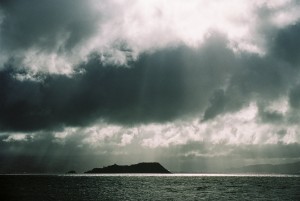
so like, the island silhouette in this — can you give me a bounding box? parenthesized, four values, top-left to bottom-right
(66, 170, 76, 174)
(85, 162, 171, 174)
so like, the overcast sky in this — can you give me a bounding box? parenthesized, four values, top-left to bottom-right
(1, 0, 300, 173)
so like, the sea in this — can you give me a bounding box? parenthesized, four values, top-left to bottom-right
(1, 174, 300, 201)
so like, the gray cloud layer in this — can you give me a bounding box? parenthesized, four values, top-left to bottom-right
(1, 24, 300, 131)
(0, 34, 234, 131)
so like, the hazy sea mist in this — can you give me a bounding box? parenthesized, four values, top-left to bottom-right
(1, 174, 300, 201)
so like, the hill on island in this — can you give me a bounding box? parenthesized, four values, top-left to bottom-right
(85, 162, 171, 174)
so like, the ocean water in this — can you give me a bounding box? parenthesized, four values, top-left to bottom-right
(1, 174, 300, 201)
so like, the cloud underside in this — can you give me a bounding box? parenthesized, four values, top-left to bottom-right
(1, 29, 300, 131)
(1, 0, 300, 172)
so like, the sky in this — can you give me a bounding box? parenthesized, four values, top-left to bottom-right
(1, 0, 300, 173)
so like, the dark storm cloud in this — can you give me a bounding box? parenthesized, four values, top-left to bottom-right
(1, 25, 300, 131)
(0, 34, 238, 132)
(201, 53, 297, 122)
(0, 0, 101, 67)
(203, 89, 226, 121)
(289, 84, 300, 108)
(272, 22, 300, 66)
(200, 21, 300, 122)
(0, 0, 99, 54)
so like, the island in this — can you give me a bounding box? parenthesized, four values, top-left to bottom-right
(84, 162, 171, 174)
(66, 170, 77, 174)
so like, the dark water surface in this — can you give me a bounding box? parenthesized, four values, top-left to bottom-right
(1, 174, 300, 201)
